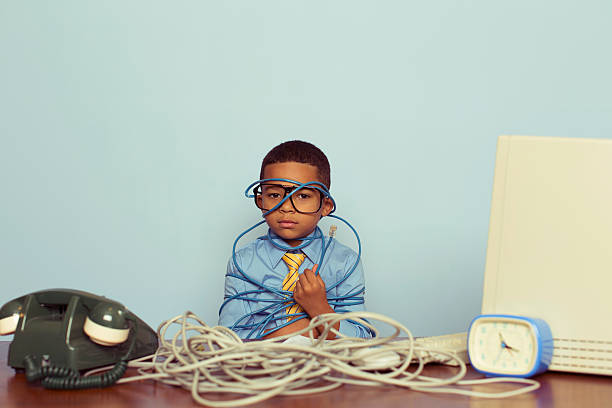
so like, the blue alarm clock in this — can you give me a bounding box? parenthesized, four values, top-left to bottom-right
(467, 314, 554, 378)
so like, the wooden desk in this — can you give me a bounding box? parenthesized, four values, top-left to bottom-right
(1, 342, 611, 408)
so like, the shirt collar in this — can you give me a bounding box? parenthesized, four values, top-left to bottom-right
(264, 229, 323, 268)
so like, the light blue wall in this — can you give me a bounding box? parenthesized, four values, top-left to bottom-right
(1, 1, 611, 337)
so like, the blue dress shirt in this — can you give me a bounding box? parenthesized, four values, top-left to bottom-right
(218, 230, 371, 339)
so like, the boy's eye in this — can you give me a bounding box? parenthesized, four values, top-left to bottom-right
(295, 193, 312, 200)
(266, 193, 282, 199)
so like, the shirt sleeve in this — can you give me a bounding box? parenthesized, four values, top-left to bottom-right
(218, 256, 252, 338)
(331, 252, 373, 339)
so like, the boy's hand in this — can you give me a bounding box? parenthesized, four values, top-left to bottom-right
(294, 264, 340, 339)
(293, 265, 334, 317)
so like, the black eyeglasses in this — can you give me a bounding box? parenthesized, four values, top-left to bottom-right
(253, 183, 325, 214)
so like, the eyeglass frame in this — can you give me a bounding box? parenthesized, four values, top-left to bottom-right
(245, 178, 336, 216)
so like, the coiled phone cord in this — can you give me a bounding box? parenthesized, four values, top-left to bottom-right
(23, 320, 137, 389)
(109, 311, 540, 407)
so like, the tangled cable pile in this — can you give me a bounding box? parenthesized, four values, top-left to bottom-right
(117, 311, 540, 407)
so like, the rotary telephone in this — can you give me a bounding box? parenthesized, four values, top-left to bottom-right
(0, 289, 158, 388)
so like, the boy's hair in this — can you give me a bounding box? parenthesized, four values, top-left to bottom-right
(260, 140, 331, 189)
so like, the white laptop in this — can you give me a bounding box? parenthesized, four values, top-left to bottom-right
(482, 135, 612, 376)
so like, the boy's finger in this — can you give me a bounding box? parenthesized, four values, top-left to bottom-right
(302, 264, 319, 280)
(300, 269, 314, 284)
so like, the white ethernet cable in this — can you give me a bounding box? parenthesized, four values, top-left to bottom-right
(109, 311, 539, 407)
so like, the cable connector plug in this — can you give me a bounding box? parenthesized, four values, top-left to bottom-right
(329, 225, 337, 238)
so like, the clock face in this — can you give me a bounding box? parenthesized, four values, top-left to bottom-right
(468, 316, 538, 376)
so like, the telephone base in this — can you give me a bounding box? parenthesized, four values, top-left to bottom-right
(5, 289, 158, 372)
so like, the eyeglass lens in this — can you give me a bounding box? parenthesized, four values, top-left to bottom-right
(255, 184, 322, 213)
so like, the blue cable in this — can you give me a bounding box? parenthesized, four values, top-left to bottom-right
(219, 178, 374, 339)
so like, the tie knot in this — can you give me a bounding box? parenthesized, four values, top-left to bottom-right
(282, 252, 305, 271)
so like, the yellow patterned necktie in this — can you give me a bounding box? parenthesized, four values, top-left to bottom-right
(281, 252, 306, 317)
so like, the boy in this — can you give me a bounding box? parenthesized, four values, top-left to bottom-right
(218, 140, 370, 339)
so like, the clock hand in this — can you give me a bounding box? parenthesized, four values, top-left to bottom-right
(498, 332, 520, 353)
(498, 332, 507, 348)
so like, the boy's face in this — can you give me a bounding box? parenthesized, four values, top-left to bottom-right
(259, 161, 333, 247)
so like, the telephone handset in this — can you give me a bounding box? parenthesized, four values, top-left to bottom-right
(0, 289, 158, 388)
